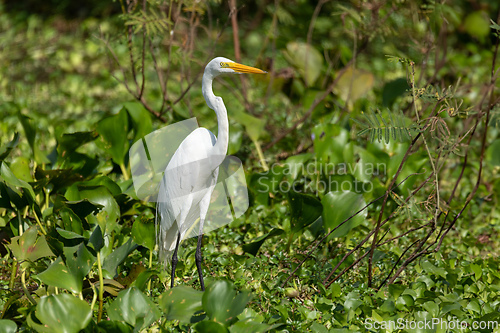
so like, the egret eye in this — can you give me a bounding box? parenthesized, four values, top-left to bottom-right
(220, 62, 229, 68)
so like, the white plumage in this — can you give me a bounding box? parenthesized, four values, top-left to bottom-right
(155, 57, 266, 290)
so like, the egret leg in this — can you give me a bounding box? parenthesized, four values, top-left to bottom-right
(171, 231, 181, 288)
(195, 220, 205, 291)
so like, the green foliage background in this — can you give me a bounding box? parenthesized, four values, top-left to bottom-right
(1, 0, 500, 332)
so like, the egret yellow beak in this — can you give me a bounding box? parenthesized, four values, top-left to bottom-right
(226, 62, 267, 74)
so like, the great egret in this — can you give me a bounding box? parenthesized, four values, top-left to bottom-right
(156, 57, 266, 290)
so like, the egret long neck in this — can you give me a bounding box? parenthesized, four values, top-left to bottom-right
(202, 73, 229, 167)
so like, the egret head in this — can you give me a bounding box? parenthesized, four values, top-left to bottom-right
(206, 57, 267, 77)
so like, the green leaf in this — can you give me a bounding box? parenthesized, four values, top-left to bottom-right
(1, 162, 36, 202)
(8, 226, 54, 268)
(322, 191, 366, 238)
(96, 109, 129, 166)
(123, 102, 153, 143)
(35, 294, 92, 333)
(102, 238, 138, 278)
(194, 321, 228, 333)
(34, 168, 84, 194)
(17, 112, 36, 154)
(287, 191, 322, 233)
(470, 263, 482, 280)
(283, 42, 323, 86)
(89, 225, 104, 252)
(0, 319, 17, 333)
(0, 133, 20, 163)
(334, 67, 374, 106)
(388, 284, 406, 299)
(229, 318, 272, 333)
(159, 285, 204, 324)
(130, 269, 156, 292)
(17, 112, 49, 163)
(108, 287, 160, 329)
(96, 321, 133, 333)
(421, 260, 447, 278)
(231, 110, 266, 143)
(66, 185, 119, 234)
(203, 280, 252, 326)
(64, 243, 96, 288)
(382, 78, 409, 107)
(486, 139, 500, 167)
(464, 11, 490, 40)
(242, 228, 284, 256)
(10, 157, 33, 182)
(35, 257, 83, 293)
(131, 217, 155, 250)
(63, 199, 104, 221)
(57, 131, 98, 159)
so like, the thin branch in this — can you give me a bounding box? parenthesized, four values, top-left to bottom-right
(281, 171, 424, 288)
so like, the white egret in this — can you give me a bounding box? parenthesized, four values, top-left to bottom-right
(156, 57, 266, 290)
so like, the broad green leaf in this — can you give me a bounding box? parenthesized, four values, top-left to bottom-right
(283, 42, 323, 86)
(396, 295, 414, 310)
(287, 191, 322, 233)
(17, 112, 49, 164)
(344, 292, 362, 311)
(159, 285, 203, 324)
(64, 243, 96, 287)
(229, 318, 272, 333)
(0, 133, 20, 163)
(131, 217, 155, 250)
(470, 263, 482, 280)
(334, 66, 374, 107)
(1, 162, 35, 201)
(66, 185, 119, 234)
(231, 110, 265, 143)
(486, 139, 500, 167)
(34, 168, 84, 193)
(8, 226, 54, 268)
(242, 228, 284, 256)
(123, 102, 153, 143)
(283, 154, 313, 180)
(27, 311, 51, 333)
(312, 124, 349, 164)
(56, 228, 84, 241)
(194, 321, 228, 333)
(102, 238, 138, 278)
(322, 191, 366, 238)
(421, 260, 447, 278)
(130, 269, 156, 292)
(388, 284, 406, 299)
(17, 112, 36, 153)
(202, 280, 252, 326)
(379, 300, 395, 313)
(0, 319, 17, 333)
(89, 225, 104, 252)
(36, 294, 92, 333)
(96, 321, 133, 333)
(96, 109, 129, 166)
(35, 257, 82, 293)
(83, 176, 122, 196)
(62, 199, 103, 221)
(57, 131, 98, 159)
(382, 78, 409, 107)
(10, 157, 33, 182)
(108, 287, 160, 329)
(464, 11, 490, 40)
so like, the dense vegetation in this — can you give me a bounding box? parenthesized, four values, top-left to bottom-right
(1, 0, 500, 332)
